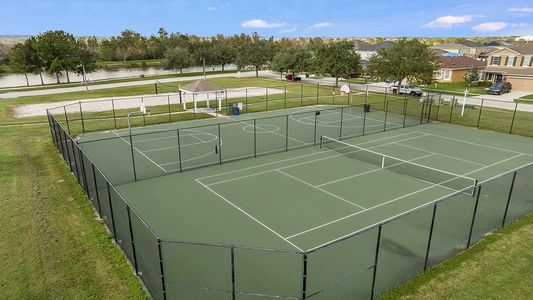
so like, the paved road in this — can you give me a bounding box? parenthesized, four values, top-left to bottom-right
(0, 70, 266, 99)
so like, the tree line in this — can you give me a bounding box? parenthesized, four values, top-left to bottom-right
(8, 28, 440, 89)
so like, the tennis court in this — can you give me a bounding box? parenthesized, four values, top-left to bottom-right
(57, 103, 533, 299)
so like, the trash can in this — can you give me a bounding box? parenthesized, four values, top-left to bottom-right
(235, 107, 240, 115)
(363, 104, 371, 113)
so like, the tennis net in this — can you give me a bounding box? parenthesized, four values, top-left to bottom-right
(320, 136, 478, 195)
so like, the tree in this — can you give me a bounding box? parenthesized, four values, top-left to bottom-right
(464, 66, 480, 85)
(8, 40, 41, 86)
(100, 38, 117, 61)
(312, 41, 361, 86)
(236, 33, 279, 77)
(72, 39, 97, 80)
(163, 46, 192, 74)
(37, 30, 78, 83)
(271, 46, 312, 77)
(368, 38, 440, 90)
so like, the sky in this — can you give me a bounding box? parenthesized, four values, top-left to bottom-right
(1, 0, 533, 38)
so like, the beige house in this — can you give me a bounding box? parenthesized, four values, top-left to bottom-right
(482, 43, 533, 92)
(435, 56, 486, 83)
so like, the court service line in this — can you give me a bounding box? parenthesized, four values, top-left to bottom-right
(285, 152, 525, 240)
(196, 130, 426, 182)
(194, 179, 304, 252)
(392, 142, 487, 167)
(203, 133, 430, 186)
(276, 169, 367, 210)
(111, 131, 168, 172)
(416, 131, 528, 156)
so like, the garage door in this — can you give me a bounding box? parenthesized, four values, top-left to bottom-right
(508, 77, 533, 92)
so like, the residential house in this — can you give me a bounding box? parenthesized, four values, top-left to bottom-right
(435, 56, 486, 83)
(355, 41, 395, 69)
(351, 39, 370, 50)
(431, 41, 496, 60)
(482, 43, 533, 91)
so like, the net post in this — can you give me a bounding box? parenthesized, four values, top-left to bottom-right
(501, 171, 517, 228)
(167, 95, 172, 123)
(218, 124, 222, 164)
(476, 99, 484, 128)
(130, 132, 137, 181)
(106, 181, 117, 237)
(285, 114, 289, 151)
(126, 205, 139, 274)
(112, 99, 117, 129)
(370, 225, 382, 300)
(231, 246, 236, 300)
(339, 106, 344, 140)
(79, 102, 85, 133)
(509, 101, 518, 134)
(253, 119, 257, 157)
(176, 129, 182, 172)
(424, 203, 438, 271)
(448, 96, 455, 123)
(63, 106, 71, 134)
(91, 164, 102, 216)
(157, 239, 167, 300)
(467, 185, 482, 248)
(301, 253, 308, 299)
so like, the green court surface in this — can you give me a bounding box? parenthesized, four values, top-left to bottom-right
(77, 108, 533, 252)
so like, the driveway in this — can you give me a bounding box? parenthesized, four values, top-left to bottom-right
(471, 90, 530, 102)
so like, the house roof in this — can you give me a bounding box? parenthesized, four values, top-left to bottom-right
(483, 66, 533, 77)
(511, 42, 533, 55)
(439, 56, 486, 69)
(431, 42, 471, 51)
(358, 41, 395, 52)
(352, 39, 371, 50)
(179, 79, 220, 93)
(456, 40, 484, 48)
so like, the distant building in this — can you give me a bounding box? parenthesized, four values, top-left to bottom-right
(431, 41, 495, 60)
(482, 42, 533, 91)
(355, 41, 395, 69)
(435, 56, 486, 83)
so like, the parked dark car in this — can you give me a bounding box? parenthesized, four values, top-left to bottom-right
(487, 82, 512, 95)
(285, 74, 302, 81)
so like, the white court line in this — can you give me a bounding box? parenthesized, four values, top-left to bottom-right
(194, 178, 303, 252)
(276, 169, 367, 210)
(392, 142, 487, 167)
(111, 131, 168, 172)
(204, 133, 429, 186)
(315, 153, 436, 187)
(226, 116, 307, 146)
(286, 152, 525, 241)
(416, 131, 528, 156)
(190, 133, 207, 143)
(197, 131, 424, 181)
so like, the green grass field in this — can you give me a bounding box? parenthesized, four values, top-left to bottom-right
(1, 75, 532, 298)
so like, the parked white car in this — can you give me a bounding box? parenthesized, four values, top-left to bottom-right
(389, 85, 423, 96)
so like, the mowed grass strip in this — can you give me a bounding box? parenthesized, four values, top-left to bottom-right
(380, 213, 533, 299)
(0, 125, 147, 299)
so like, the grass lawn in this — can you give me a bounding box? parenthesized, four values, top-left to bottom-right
(0, 125, 147, 299)
(96, 59, 163, 69)
(381, 213, 533, 299)
(420, 81, 491, 96)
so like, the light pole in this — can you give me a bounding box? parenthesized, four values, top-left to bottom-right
(127, 104, 148, 181)
(461, 88, 469, 117)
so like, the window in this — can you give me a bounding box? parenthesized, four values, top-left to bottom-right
(522, 56, 532, 67)
(492, 56, 501, 65)
(444, 70, 451, 80)
(507, 56, 516, 66)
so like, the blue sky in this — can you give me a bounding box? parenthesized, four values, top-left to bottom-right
(1, 0, 532, 37)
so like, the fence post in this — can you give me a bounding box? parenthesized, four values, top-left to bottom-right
(501, 172, 518, 228)
(383, 101, 389, 132)
(78, 147, 90, 195)
(167, 95, 172, 123)
(419, 98, 426, 124)
(79, 102, 86, 133)
(435, 95, 441, 121)
(63, 131, 74, 173)
(426, 97, 433, 123)
(253, 119, 257, 157)
(112, 99, 117, 129)
(106, 182, 117, 236)
(402, 96, 407, 128)
(313, 112, 318, 145)
(301, 253, 308, 299)
(509, 102, 518, 134)
(476, 99, 484, 128)
(265, 87, 269, 111)
(284, 85, 287, 108)
(363, 107, 368, 136)
(231, 246, 236, 300)
(285, 115, 289, 151)
(91, 164, 102, 216)
(176, 129, 182, 172)
(448, 96, 455, 123)
(467, 185, 482, 248)
(63, 106, 71, 134)
(155, 82, 158, 95)
(383, 87, 387, 109)
(141, 97, 146, 126)
(157, 239, 167, 300)
(339, 106, 344, 140)
(365, 85, 369, 104)
(218, 124, 222, 164)
(370, 225, 383, 300)
(130, 132, 137, 182)
(126, 205, 139, 274)
(300, 83, 304, 107)
(245, 88, 248, 113)
(316, 82, 320, 105)
(424, 203, 438, 271)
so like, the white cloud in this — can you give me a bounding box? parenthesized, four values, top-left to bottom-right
(310, 22, 333, 29)
(508, 7, 533, 13)
(423, 15, 474, 28)
(241, 19, 285, 28)
(472, 22, 526, 32)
